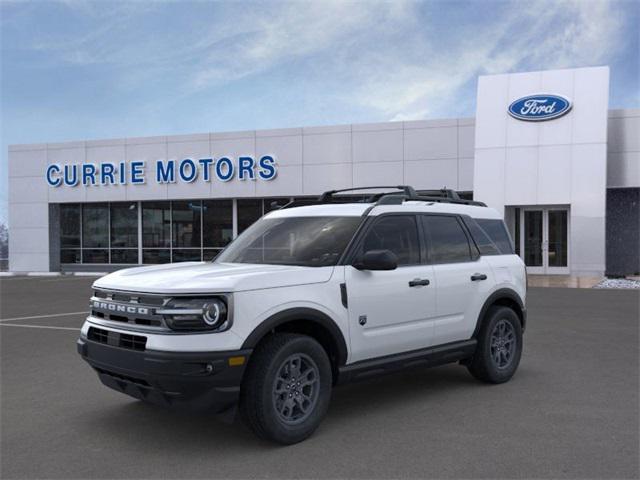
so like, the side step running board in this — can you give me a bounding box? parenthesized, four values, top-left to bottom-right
(337, 339, 477, 385)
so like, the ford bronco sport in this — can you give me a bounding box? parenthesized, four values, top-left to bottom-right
(78, 186, 526, 444)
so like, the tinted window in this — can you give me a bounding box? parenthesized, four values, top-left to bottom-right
(142, 202, 171, 248)
(464, 218, 499, 256)
(237, 199, 263, 234)
(217, 216, 360, 267)
(476, 219, 514, 254)
(203, 200, 233, 252)
(110, 203, 138, 248)
(82, 204, 108, 248)
(422, 215, 472, 264)
(360, 216, 420, 266)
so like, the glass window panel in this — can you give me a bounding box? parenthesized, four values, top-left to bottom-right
(82, 204, 108, 248)
(60, 249, 81, 263)
(217, 216, 361, 267)
(172, 201, 202, 248)
(422, 215, 472, 264)
(264, 197, 291, 213)
(82, 249, 109, 263)
(111, 203, 138, 248)
(203, 248, 222, 261)
(464, 219, 499, 256)
(523, 210, 543, 267)
(60, 204, 81, 248)
(143, 249, 170, 264)
(172, 249, 202, 262)
(360, 216, 420, 266)
(237, 199, 263, 234)
(476, 218, 514, 254)
(203, 200, 232, 248)
(110, 249, 138, 264)
(548, 210, 568, 267)
(142, 202, 171, 248)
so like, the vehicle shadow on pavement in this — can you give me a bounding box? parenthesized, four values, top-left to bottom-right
(82, 363, 508, 450)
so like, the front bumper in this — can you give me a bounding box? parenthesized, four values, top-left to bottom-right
(77, 337, 252, 412)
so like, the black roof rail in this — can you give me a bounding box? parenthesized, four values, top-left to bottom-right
(279, 185, 486, 209)
(376, 194, 486, 207)
(318, 185, 417, 202)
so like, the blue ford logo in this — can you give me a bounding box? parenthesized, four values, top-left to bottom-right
(508, 94, 572, 121)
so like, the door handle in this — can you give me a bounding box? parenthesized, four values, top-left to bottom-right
(471, 273, 487, 281)
(409, 278, 430, 287)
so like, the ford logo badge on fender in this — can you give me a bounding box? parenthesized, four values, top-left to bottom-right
(508, 94, 572, 121)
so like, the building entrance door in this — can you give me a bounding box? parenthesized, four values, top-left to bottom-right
(516, 207, 570, 275)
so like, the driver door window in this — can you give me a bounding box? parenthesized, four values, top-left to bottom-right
(359, 215, 421, 266)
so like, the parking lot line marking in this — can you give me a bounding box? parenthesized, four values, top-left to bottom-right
(0, 323, 80, 331)
(0, 311, 87, 322)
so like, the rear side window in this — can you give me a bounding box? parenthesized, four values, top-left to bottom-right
(476, 219, 514, 254)
(464, 218, 500, 255)
(421, 215, 473, 264)
(360, 215, 420, 266)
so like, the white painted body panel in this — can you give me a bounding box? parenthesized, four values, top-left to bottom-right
(345, 264, 436, 363)
(81, 201, 526, 363)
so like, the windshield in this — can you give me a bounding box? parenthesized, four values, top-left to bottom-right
(215, 216, 362, 267)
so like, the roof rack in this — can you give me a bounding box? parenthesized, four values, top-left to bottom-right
(279, 185, 486, 210)
(319, 185, 417, 202)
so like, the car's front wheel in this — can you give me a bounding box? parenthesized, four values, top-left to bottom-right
(240, 333, 332, 444)
(467, 306, 523, 384)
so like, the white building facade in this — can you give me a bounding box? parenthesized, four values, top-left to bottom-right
(8, 66, 640, 276)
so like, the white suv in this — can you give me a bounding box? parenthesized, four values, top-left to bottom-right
(78, 186, 527, 444)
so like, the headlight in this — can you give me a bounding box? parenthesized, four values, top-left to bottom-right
(159, 297, 230, 332)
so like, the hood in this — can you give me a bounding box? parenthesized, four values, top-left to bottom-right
(93, 262, 335, 294)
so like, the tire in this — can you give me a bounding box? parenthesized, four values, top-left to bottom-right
(467, 306, 522, 384)
(239, 333, 332, 444)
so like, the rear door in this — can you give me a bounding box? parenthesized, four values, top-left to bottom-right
(345, 214, 436, 363)
(420, 214, 495, 345)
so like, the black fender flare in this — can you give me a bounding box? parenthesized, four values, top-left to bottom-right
(472, 288, 526, 338)
(241, 307, 349, 366)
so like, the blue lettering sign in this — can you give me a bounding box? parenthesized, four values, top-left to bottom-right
(215, 157, 234, 182)
(179, 159, 197, 182)
(156, 160, 175, 183)
(46, 164, 61, 187)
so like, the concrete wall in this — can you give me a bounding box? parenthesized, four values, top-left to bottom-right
(607, 109, 640, 188)
(474, 66, 610, 276)
(8, 119, 475, 272)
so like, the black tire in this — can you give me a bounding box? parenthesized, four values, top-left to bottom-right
(467, 306, 522, 384)
(239, 333, 332, 444)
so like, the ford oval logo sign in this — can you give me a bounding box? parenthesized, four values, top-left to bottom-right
(508, 94, 572, 121)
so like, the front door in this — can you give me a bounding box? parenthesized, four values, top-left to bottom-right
(345, 215, 436, 363)
(518, 208, 569, 274)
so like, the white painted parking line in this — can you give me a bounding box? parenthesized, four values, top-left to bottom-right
(0, 311, 87, 323)
(0, 323, 80, 331)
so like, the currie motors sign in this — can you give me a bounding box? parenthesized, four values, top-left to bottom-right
(46, 155, 277, 187)
(508, 94, 572, 121)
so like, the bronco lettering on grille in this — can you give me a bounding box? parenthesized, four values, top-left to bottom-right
(92, 300, 149, 315)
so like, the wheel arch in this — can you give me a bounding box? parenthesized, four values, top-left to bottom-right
(472, 288, 526, 338)
(241, 307, 349, 380)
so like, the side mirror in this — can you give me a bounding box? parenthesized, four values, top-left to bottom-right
(353, 249, 398, 271)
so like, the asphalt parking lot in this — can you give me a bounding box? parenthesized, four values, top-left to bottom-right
(1, 276, 638, 479)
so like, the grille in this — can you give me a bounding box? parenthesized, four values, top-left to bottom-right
(88, 326, 147, 351)
(90, 288, 168, 330)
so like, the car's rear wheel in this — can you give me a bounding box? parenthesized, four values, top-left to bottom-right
(240, 333, 332, 444)
(467, 306, 522, 384)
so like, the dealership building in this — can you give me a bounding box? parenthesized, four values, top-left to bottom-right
(7, 66, 639, 276)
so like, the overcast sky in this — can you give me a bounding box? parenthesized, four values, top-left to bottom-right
(1, 0, 638, 225)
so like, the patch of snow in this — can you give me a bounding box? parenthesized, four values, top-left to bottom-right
(593, 279, 640, 289)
